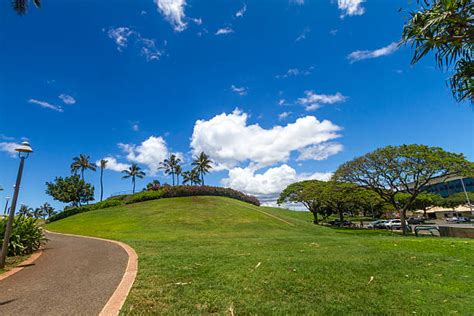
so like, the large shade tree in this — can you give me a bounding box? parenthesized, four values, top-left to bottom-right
(122, 164, 146, 194)
(334, 144, 473, 233)
(401, 0, 473, 102)
(46, 175, 94, 207)
(278, 180, 329, 224)
(192, 152, 213, 186)
(70, 154, 96, 181)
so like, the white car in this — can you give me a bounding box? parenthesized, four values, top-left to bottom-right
(385, 219, 411, 231)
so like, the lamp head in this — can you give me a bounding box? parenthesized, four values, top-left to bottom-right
(15, 141, 33, 158)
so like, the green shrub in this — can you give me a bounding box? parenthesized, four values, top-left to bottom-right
(106, 194, 130, 202)
(0, 216, 46, 256)
(48, 199, 123, 222)
(124, 190, 164, 204)
(160, 186, 260, 206)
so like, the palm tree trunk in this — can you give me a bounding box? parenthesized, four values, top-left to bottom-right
(81, 169, 85, 181)
(172, 173, 175, 186)
(100, 168, 104, 202)
(201, 172, 204, 186)
(132, 177, 136, 194)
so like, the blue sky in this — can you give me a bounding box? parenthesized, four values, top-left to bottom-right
(0, 0, 473, 208)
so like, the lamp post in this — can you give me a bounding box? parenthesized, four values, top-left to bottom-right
(3, 197, 10, 216)
(0, 141, 33, 268)
(459, 178, 473, 214)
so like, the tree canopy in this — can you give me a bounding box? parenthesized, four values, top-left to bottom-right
(401, 0, 473, 102)
(46, 175, 95, 207)
(334, 144, 472, 232)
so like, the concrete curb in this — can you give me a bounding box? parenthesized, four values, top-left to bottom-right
(45, 231, 138, 316)
(0, 250, 43, 282)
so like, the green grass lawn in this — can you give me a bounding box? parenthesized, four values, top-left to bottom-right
(47, 196, 474, 315)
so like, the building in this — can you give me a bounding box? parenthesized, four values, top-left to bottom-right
(413, 176, 474, 198)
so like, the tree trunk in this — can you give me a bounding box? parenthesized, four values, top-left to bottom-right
(100, 168, 104, 202)
(339, 211, 344, 227)
(132, 177, 136, 194)
(201, 173, 204, 186)
(311, 210, 319, 224)
(81, 169, 84, 181)
(400, 207, 408, 235)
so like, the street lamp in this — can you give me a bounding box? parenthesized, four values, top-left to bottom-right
(3, 197, 10, 216)
(0, 141, 33, 268)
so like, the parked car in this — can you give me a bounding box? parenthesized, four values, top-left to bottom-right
(328, 219, 353, 227)
(407, 217, 424, 225)
(367, 220, 388, 229)
(447, 217, 471, 223)
(385, 219, 411, 231)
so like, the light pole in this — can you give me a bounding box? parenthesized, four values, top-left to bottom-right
(459, 178, 473, 214)
(3, 197, 10, 216)
(0, 141, 33, 268)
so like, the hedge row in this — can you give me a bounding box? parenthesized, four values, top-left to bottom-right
(49, 185, 260, 222)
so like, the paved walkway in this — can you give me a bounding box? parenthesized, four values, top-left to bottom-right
(0, 232, 129, 315)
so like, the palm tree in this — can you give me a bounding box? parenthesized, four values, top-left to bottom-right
(401, 0, 473, 102)
(99, 159, 108, 202)
(182, 169, 202, 185)
(175, 165, 182, 185)
(12, 0, 41, 15)
(159, 154, 181, 186)
(71, 154, 96, 181)
(38, 202, 55, 219)
(122, 164, 146, 194)
(18, 204, 33, 217)
(191, 152, 213, 185)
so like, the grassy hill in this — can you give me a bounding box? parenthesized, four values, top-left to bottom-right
(47, 196, 474, 315)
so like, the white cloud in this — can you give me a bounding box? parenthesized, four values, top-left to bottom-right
(28, 99, 63, 112)
(138, 37, 163, 61)
(297, 91, 347, 111)
(131, 122, 140, 131)
(0, 142, 19, 157)
(58, 94, 76, 105)
(235, 4, 247, 17)
(278, 112, 291, 120)
(154, 0, 187, 32)
(296, 27, 310, 42)
(221, 164, 332, 203)
(347, 42, 399, 63)
(290, 0, 304, 5)
(190, 109, 342, 170)
(118, 136, 170, 176)
(0, 134, 14, 141)
(96, 157, 131, 172)
(105, 27, 163, 61)
(215, 27, 234, 36)
(107, 27, 134, 51)
(278, 99, 286, 106)
(338, 0, 365, 18)
(276, 66, 313, 79)
(297, 142, 343, 161)
(230, 85, 247, 96)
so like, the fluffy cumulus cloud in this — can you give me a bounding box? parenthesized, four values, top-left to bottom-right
(297, 91, 347, 111)
(221, 164, 332, 204)
(338, 0, 365, 18)
(58, 94, 76, 105)
(347, 42, 399, 63)
(190, 109, 342, 170)
(28, 99, 63, 112)
(0, 142, 19, 157)
(96, 157, 131, 172)
(297, 142, 343, 161)
(154, 0, 187, 32)
(118, 136, 170, 176)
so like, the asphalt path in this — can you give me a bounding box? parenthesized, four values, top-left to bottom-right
(0, 232, 128, 315)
